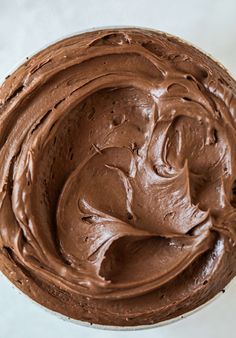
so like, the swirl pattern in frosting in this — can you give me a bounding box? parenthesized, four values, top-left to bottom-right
(0, 28, 236, 326)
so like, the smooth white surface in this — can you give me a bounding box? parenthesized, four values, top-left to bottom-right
(0, 0, 236, 337)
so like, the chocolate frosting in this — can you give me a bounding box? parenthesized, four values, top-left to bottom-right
(0, 28, 236, 326)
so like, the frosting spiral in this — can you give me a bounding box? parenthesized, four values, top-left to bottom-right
(0, 28, 236, 326)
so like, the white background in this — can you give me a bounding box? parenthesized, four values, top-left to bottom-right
(0, 0, 236, 337)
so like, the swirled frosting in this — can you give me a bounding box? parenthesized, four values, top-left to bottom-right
(0, 28, 236, 326)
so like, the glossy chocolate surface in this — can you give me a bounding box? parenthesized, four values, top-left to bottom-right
(0, 28, 236, 326)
